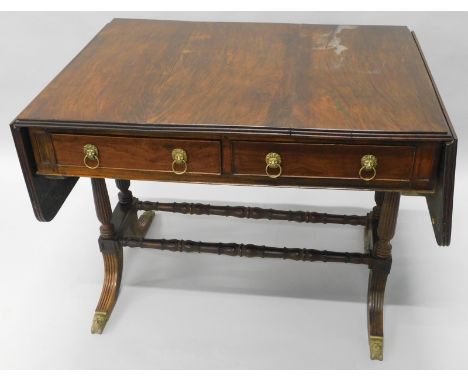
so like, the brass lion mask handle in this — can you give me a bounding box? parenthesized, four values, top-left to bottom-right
(359, 154, 377, 181)
(265, 152, 282, 179)
(83, 144, 100, 169)
(172, 148, 188, 175)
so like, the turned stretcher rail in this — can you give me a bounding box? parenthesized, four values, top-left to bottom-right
(135, 201, 369, 226)
(120, 237, 370, 264)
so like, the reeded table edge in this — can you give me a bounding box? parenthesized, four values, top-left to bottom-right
(12, 119, 454, 141)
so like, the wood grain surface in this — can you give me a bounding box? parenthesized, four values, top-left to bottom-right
(17, 19, 450, 135)
(231, 141, 415, 180)
(51, 133, 222, 174)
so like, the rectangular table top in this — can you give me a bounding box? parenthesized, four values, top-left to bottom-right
(17, 18, 451, 138)
(11, 18, 457, 247)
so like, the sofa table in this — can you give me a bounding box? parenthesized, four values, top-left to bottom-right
(11, 19, 457, 361)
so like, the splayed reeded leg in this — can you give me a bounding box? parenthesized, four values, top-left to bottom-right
(367, 192, 400, 360)
(91, 245, 123, 334)
(90, 178, 123, 334)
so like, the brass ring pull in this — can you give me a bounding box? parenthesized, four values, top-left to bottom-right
(83, 144, 100, 169)
(171, 148, 188, 175)
(265, 152, 282, 179)
(359, 154, 377, 181)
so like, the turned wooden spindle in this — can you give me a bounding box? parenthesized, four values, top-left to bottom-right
(120, 237, 369, 264)
(115, 179, 133, 204)
(136, 200, 368, 226)
(115, 180, 155, 238)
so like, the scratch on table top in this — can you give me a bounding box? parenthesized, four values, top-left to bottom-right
(327, 25, 357, 55)
(313, 25, 357, 55)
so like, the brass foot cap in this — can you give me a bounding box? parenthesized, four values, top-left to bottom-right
(369, 336, 384, 361)
(91, 311, 108, 334)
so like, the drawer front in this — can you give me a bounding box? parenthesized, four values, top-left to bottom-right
(30, 129, 438, 191)
(232, 141, 415, 182)
(50, 134, 221, 175)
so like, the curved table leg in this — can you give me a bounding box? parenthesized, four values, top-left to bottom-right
(368, 266, 389, 361)
(91, 245, 123, 334)
(367, 192, 400, 361)
(90, 178, 122, 334)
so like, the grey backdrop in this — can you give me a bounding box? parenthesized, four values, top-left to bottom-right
(0, 12, 467, 369)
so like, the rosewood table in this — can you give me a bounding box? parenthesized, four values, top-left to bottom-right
(11, 19, 457, 361)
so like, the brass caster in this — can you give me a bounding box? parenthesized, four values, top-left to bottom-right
(369, 336, 384, 361)
(91, 311, 108, 334)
